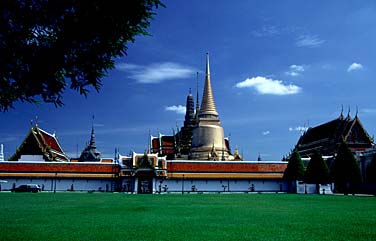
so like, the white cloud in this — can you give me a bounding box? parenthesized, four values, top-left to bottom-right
(285, 65, 305, 76)
(235, 76, 301, 95)
(262, 131, 270, 136)
(116, 62, 196, 83)
(289, 126, 308, 132)
(347, 62, 364, 72)
(296, 35, 325, 48)
(165, 105, 186, 115)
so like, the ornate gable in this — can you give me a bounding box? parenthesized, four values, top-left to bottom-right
(9, 125, 69, 162)
(344, 117, 374, 150)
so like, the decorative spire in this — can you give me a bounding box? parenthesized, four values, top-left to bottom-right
(346, 106, 351, 120)
(340, 104, 344, 119)
(79, 115, 101, 162)
(199, 53, 219, 118)
(184, 88, 195, 126)
(89, 115, 96, 148)
(195, 72, 200, 116)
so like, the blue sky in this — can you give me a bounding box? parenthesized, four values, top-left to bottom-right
(2, 0, 376, 161)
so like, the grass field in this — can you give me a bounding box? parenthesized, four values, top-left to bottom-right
(0, 193, 375, 241)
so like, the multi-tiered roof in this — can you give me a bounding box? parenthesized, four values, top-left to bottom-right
(295, 112, 374, 158)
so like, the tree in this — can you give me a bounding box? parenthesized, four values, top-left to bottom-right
(0, 0, 164, 111)
(331, 141, 362, 193)
(283, 150, 305, 181)
(283, 150, 305, 192)
(304, 151, 330, 184)
(366, 154, 376, 183)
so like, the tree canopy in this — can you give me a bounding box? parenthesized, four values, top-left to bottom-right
(366, 154, 376, 183)
(0, 0, 163, 111)
(304, 151, 330, 184)
(283, 150, 305, 181)
(331, 141, 362, 193)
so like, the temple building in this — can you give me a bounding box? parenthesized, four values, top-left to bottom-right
(150, 53, 234, 161)
(0, 53, 291, 194)
(294, 111, 374, 159)
(8, 123, 69, 162)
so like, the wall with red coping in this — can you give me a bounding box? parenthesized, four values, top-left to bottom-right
(167, 162, 287, 173)
(0, 162, 118, 174)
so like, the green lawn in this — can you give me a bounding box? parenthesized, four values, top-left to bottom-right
(0, 193, 375, 241)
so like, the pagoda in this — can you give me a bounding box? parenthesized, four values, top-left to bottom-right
(78, 125, 101, 162)
(190, 53, 231, 160)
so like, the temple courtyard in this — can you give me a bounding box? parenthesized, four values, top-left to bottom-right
(0, 193, 375, 240)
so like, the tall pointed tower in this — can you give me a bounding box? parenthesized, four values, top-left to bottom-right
(190, 53, 230, 160)
(79, 122, 101, 162)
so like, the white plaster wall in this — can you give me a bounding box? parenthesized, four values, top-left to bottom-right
(155, 178, 288, 193)
(0, 177, 288, 193)
(0, 178, 113, 192)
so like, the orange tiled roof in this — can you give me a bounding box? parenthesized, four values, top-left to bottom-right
(167, 161, 287, 173)
(0, 162, 118, 174)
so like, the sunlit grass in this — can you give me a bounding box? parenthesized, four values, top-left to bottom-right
(0, 193, 375, 240)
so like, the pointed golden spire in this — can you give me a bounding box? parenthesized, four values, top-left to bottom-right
(195, 72, 200, 115)
(199, 53, 218, 118)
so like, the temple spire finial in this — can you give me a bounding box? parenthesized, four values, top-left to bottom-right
(346, 106, 351, 120)
(90, 115, 96, 147)
(206, 52, 210, 76)
(199, 52, 218, 117)
(340, 104, 344, 119)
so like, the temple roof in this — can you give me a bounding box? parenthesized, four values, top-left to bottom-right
(295, 114, 374, 156)
(9, 124, 69, 162)
(199, 53, 219, 118)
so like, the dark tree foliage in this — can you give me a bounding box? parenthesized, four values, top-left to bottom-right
(0, 0, 164, 111)
(331, 141, 362, 193)
(304, 151, 330, 184)
(366, 154, 376, 183)
(283, 150, 305, 181)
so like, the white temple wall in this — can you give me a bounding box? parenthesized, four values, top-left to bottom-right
(0, 178, 114, 192)
(0, 177, 288, 193)
(154, 178, 288, 193)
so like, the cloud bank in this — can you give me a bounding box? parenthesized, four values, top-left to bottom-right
(165, 105, 186, 115)
(347, 62, 363, 72)
(117, 62, 196, 83)
(235, 76, 301, 95)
